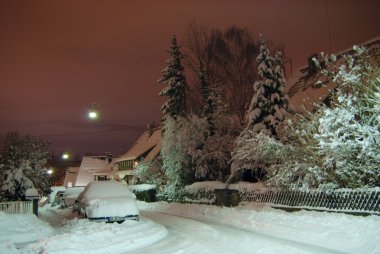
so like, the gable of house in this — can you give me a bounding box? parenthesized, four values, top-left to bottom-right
(75, 156, 112, 187)
(112, 127, 161, 184)
(115, 127, 161, 168)
(63, 167, 80, 187)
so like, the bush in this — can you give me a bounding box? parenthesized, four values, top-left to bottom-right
(267, 47, 380, 190)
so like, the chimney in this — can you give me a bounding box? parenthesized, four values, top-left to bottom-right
(105, 152, 112, 163)
(307, 53, 319, 75)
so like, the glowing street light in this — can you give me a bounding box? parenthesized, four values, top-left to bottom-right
(47, 169, 53, 175)
(88, 103, 99, 120)
(62, 152, 70, 160)
(88, 110, 98, 119)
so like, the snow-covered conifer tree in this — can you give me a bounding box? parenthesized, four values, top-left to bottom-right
(158, 35, 187, 118)
(273, 51, 289, 120)
(199, 64, 216, 136)
(247, 35, 288, 136)
(228, 35, 289, 183)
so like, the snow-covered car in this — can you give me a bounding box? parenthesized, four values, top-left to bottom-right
(78, 181, 139, 223)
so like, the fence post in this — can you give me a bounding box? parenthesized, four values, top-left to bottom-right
(215, 189, 240, 207)
(25, 188, 39, 217)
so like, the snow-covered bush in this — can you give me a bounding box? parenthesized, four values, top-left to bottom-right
(193, 114, 239, 182)
(263, 113, 331, 190)
(266, 47, 380, 190)
(229, 131, 288, 183)
(160, 116, 201, 201)
(160, 113, 238, 200)
(184, 181, 226, 204)
(228, 129, 326, 190)
(312, 49, 380, 188)
(134, 158, 167, 188)
(0, 133, 51, 201)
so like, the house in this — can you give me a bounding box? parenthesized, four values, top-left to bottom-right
(288, 36, 380, 112)
(63, 167, 80, 188)
(74, 155, 113, 187)
(113, 126, 161, 184)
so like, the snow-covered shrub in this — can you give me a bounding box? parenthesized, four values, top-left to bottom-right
(231, 131, 288, 174)
(228, 129, 326, 190)
(193, 114, 239, 182)
(184, 181, 226, 204)
(160, 116, 202, 201)
(268, 47, 380, 190)
(262, 113, 331, 190)
(160, 112, 238, 201)
(133, 158, 167, 189)
(312, 49, 380, 188)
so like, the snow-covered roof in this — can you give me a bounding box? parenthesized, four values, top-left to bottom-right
(114, 127, 162, 163)
(288, 36, 380, 112)
(75, 156, 113, 187)
(63, 167, 80, 188)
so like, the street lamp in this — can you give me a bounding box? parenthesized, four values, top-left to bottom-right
(62, 152, 70, 160)
(88, 103, 99, 119)
(88, 111, 98, 119)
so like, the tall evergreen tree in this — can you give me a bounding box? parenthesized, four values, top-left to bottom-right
(273, 51, 289, 118)
(228, 35, 289, 183)
(247, 35, 288, 136)
(158, 35, 187, 118)
(199, 64, 216, 136)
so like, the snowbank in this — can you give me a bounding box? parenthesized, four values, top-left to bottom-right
(0, 212, 54, 253)
(26, 217, 167, 254)
(128, 184, 156, 192)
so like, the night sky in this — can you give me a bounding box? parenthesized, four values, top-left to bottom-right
(0, 0, 379, 158)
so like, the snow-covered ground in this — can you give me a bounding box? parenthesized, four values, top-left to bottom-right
(1, 201, 379, 254)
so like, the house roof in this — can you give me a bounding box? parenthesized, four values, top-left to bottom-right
(143, 138, 161, 162)
(75, 156, 112, 186)
(114, 127, 162, 163)
(287, 36, 380, 112)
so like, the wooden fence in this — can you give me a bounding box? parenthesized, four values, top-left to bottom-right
(0, 201, 33, 214)
(240, 189, 380, 215)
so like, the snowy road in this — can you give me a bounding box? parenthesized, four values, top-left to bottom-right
(2, 202, 380, 254)
(129, 211, 344, 254)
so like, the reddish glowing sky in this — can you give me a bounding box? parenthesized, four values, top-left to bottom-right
(0, 0, 379, 158)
